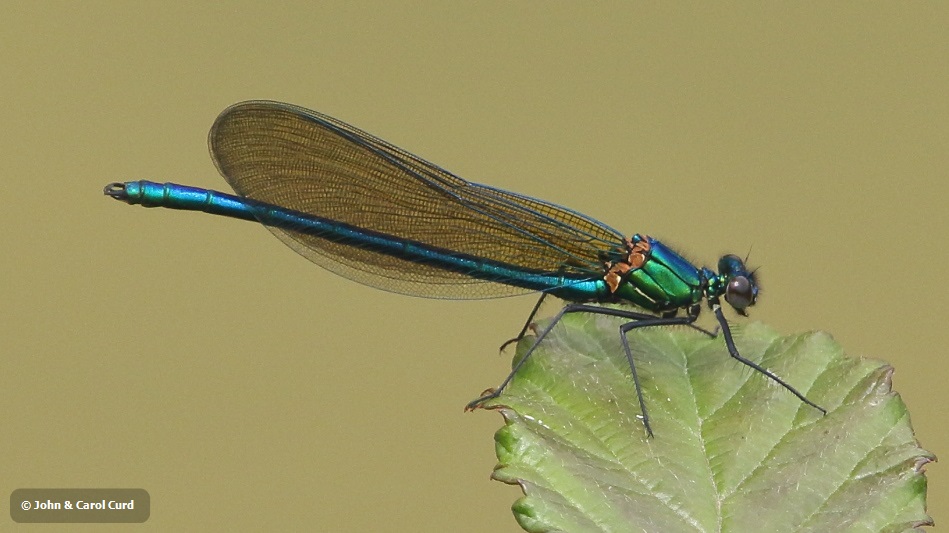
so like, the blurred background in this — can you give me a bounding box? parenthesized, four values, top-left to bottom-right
(1, 3, 945, 531)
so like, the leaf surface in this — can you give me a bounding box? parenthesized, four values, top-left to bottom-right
(482, 312, 934, 532)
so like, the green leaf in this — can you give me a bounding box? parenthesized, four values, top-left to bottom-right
(481, 310, 934, 532)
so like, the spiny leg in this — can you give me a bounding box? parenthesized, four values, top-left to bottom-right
(710, 303, 827, 415)
(614, 312, 699, 438)
(675, 303, 718, 338)
(499, 292, 549, 352)
(466, 301, 578, 411)
(505, 298, 709, 353)
(468, 303, 697, 438)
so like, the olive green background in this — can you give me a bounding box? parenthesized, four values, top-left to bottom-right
(2, 3, 945, 531)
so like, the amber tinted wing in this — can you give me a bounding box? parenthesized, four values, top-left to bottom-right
(209, 100, 625, 299)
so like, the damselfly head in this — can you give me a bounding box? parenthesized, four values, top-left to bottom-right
(718, 254, 759, 315)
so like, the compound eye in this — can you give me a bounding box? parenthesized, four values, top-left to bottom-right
(725, 276, 754, 311)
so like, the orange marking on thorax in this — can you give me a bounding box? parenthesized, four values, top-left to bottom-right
(603, 235, 651, 293)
